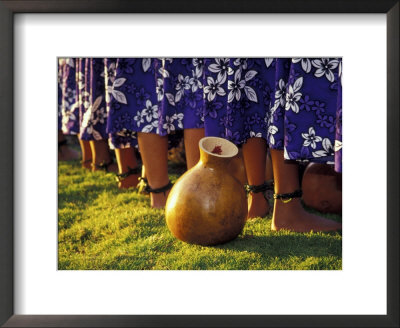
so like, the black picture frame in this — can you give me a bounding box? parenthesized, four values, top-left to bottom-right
(0, 1, 398, 327)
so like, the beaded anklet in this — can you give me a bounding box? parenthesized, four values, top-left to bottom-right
(144, 180, 174, 195)
(244, 180, 274, 194)
(245, 180, 274, 198)
(92, 160, 114, 172)
(115, 166, 141, 182)
(244, 180, 275, 204)
(273, 189, 303, 203)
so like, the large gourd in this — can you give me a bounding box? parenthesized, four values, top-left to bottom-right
(165, 137, 248, 246)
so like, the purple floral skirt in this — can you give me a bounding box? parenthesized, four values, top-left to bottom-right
(60, 57, 342, 172)
(77, 58, 108, 141)
(58, 58, 79, 135)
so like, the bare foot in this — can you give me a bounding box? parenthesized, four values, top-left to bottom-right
(58, 145, 80, 161)
(150, 189, 170, 209)
(81, 159, 92, 170)
(147, 179, 172, 208)
(247, 193, 270, 220)
(117, 173, 140, 189)
(271, 199, 341, 232)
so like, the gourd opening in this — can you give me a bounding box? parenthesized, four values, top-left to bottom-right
(199, 137, 238, 158)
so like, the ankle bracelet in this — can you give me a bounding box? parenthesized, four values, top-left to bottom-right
(144, 180, 173, 195)
(244, 180, 274, 194)
(273, 189, 302, 203)
(115, 166, 141, 182)
(92, 160, 114, 172)
(81, 159, 92, 165)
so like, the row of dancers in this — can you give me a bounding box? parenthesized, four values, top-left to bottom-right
(58, 57, 342, 232)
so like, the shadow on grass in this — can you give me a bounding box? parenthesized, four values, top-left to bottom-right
(58, 183, 119, 208)
(58, 164, 131, 206)
(216, 232, 342, 259)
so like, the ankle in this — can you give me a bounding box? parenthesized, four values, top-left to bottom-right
(116, 166, 141, 188)
(248, 192, 268, 205)
(117, 174, 140, 189)
(145, 179, 173, 208)
(247, 192, 270, 219)
(150, 190, 170, 208)
(147, 178, 170, 190)
(93, 157, 112, 166)
(81, 158, 93, 169)
(273, 198, 303, 213)
(92, 160, 117, 173)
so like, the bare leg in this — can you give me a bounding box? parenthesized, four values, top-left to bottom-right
(265, 151, 273, 181)
(184, 128, 205, 170)
(137, 132, 170, 208)
(270, 149, 342, 232)
(79, 138, 92, 169)
(90, 140, 118, 173)
(115, 147, 140, 189)
(242, 137, 270, 219)
(58, 130, 80, 161)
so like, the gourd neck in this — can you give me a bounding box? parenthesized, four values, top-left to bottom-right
(198, 137, 238, 169)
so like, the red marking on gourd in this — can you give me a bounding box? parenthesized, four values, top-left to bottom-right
(211, 145, 222, 155)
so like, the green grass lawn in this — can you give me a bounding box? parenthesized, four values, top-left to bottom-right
(58, 160, 342, 270)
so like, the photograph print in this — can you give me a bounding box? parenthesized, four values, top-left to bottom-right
(58, 57, 342, 270)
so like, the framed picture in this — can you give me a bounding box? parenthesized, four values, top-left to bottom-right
(0, 0, 398, 327)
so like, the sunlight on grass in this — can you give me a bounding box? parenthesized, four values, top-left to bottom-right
(58, 160, 342, 270)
